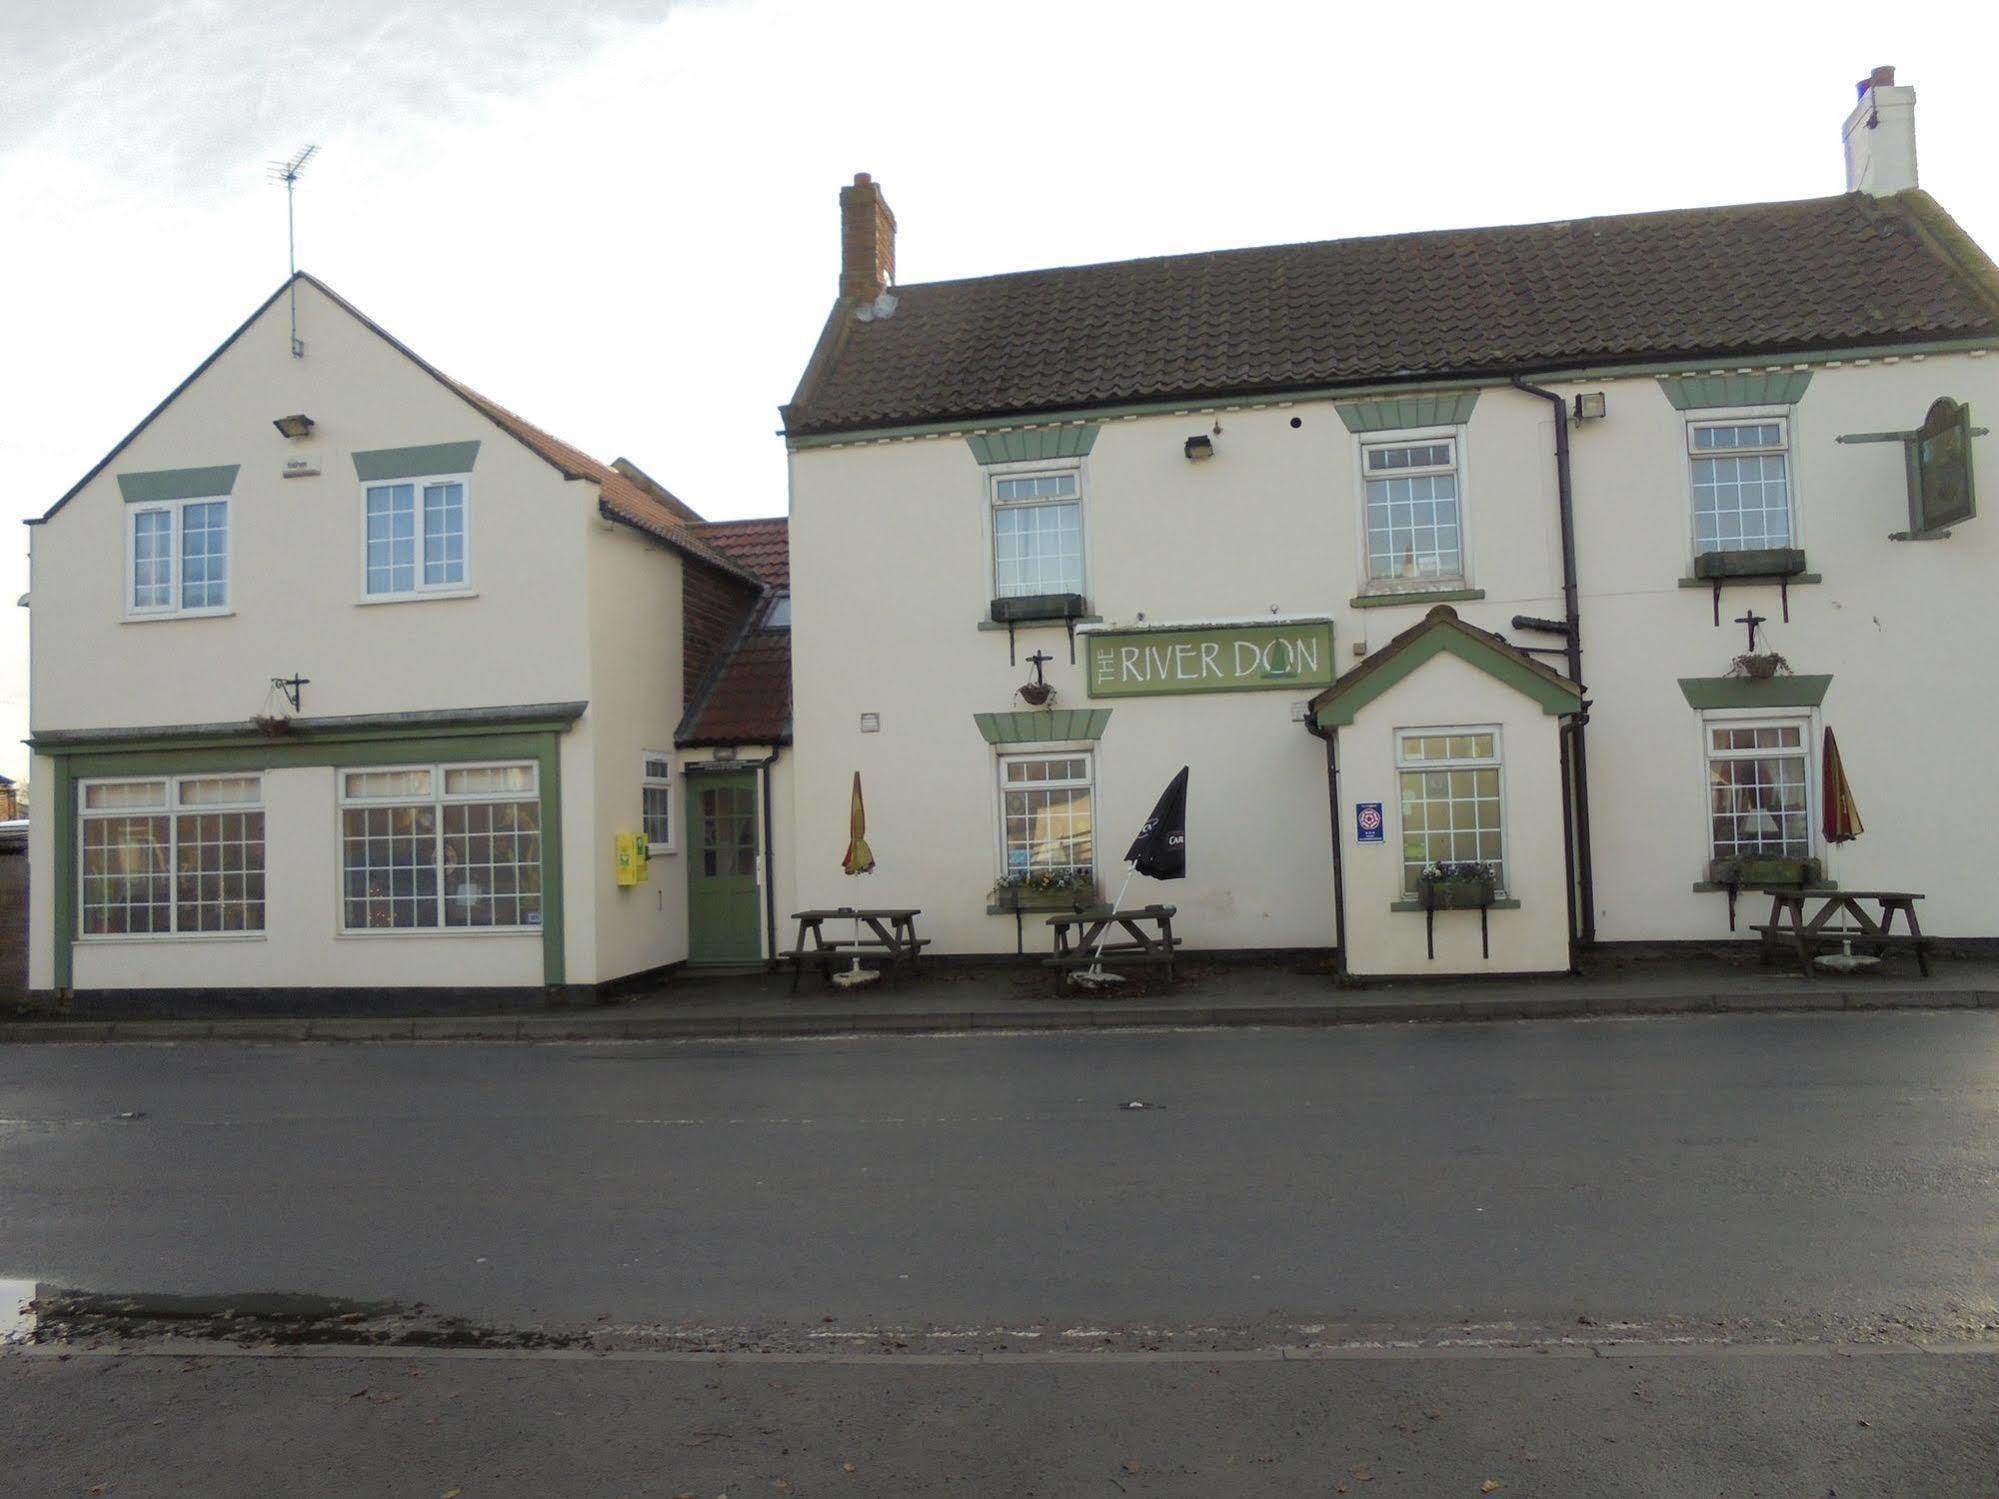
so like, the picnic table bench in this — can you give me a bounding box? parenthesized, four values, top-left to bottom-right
(1747, 889, 1931, 977)
(1044, 904, 1182, 983)
(783, 908, 929, 992)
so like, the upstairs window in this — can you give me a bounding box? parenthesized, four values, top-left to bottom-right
(1363, 438, 1462, 584)
(1690, 419, 1792, 555)
(991, 468, 1084, 599)
(1706, 720, 1810, 860)
(127, 497, 229, 616)
(364, 476, 469, 596)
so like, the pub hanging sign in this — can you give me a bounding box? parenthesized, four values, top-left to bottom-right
(1911, 397, 1976, 532)
(1085, 619, 1335, 699)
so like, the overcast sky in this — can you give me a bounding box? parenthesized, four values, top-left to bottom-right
(3, 1, 1995, 787)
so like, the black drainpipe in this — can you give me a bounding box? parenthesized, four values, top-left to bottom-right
(1305, 715, 1348, 979)
(1509, 377, 1597, 949)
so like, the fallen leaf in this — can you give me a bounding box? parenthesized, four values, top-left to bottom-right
(443, 1491, 461, 1498)
(1353, 1465, 1374, 1482)
(842, 1464, 857, 1475)
(1122, 1460, 1143, 1473)
(1482, 1483, 1503, 1494)
(1336, 1486, 1348, 1496)
(774, 1483, 791, 1493)
(1632, 1382, 1655, 1405)
(1424, 1407, 1443, 1420)
(349, 1388, 369, 1400)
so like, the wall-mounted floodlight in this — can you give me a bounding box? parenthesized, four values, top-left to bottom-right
(273, 413, 315, 439)
(1572, 392, 1607, 422)
(1184, 434, 1215, 460)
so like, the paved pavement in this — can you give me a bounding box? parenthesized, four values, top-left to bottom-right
(7, 953, 1997, 1043)
(6, 1010, 1998, 1493)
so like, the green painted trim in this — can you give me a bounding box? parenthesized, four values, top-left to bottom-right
(1311, 627, 1582, 728)
(964, 426, 1099, 464)
(1390, 898, 1522, 912)
(32, 702, 587, 754)
(972, 709, 1112, 744)
(116, 466, 240, 504)
(1657, 371, 1814, 409)
(1675, 675, 1832, 709)
(352, 441, 481, 482)
(1677, 573, 1821, 587)
(1349, 587, 1486, 609)
(52, 727, 571, 990)
(1335, 391, 1479, 432)
(785, 339, 1999, 449)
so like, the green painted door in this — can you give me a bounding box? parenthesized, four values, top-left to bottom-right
(687, 772, 762, 962)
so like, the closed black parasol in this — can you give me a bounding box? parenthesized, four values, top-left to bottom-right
(1124, 766, 1189, 881)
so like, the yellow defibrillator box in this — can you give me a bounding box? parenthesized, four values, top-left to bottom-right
(615, 831, 651, 886)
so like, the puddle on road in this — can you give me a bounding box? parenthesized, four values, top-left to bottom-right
(2, 1278, 37, 1343)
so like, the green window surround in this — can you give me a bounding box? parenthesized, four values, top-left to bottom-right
(972, 709, 1112, 745)
(1335, 392, 1479, 433)
(117, 466, 240, 504)
(352, 441, 482, 482)
(37, 707, 579, 992)
(1675, 676, 1832, 710)
(965, 427, 1100, 465)
(1657, 372, 1813, 410)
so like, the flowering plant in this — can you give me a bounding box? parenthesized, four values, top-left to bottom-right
(996, 866, 1096, 892)
(1419, 861, 1495, 884)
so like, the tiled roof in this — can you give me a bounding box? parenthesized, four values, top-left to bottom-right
(679, 620, 791, 746)
(783, 191, 1999, 438)
(691, 517, 790, 588)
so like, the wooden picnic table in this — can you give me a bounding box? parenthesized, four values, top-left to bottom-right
(784, 907, 928, 992)
(1748, 889, 1931, 977)
(1044, 904, 1182, 984)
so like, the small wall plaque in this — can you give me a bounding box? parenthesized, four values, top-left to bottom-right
(283, 459, 321, 479)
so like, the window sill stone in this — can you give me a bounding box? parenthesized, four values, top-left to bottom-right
(121, 610, 236, 625)
(1350, 587, 1485, 609)
(355, 589, 480, 607)
(1389, 897, 1521, 913)
(976, 615, 1102, 631)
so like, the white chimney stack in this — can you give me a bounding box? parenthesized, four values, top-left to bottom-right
(1843, 65, 1918, 195)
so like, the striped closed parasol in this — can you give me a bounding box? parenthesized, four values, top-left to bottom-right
(1822, 728, 1864, 843)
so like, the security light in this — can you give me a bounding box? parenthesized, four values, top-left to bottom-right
(1184, 434, 1215, 460)
(273, 413, 315, 439)
(1572, 392, 1607, 422)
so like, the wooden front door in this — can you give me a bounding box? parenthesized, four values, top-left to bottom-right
(687, 772, 762, 962)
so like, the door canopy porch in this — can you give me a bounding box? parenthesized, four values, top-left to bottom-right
(1308, 605, 1583, 730)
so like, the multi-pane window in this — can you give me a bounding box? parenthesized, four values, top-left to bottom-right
(1690, 419, 1792, 554)
(364, 477, 468, 596)
(340, 762, 540, 930)
(992, 469, 1084, 598)
(641, 752, 674, 851)
(999, 753, 1094, 880)
(127, 498, 229, 615)
(79, 776, 264, 936)
(1364, 438, 1462, 584)
(1707, 720, 1810, 859)
(1397, 729, 1503, 893)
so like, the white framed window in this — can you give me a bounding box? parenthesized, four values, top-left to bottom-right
(339, 761, 540, 931)
(991, 465, 1084, 599)
(641, 752, 675, 852)
(126, 497, 230, 616)
(79, 774, 264, 936)
(1705, 717, 1811, 859)
(998, 751, 1095, 879)
(1363, 436, 1463, 585)
(362, 474, 470, 597)
(1396, 728, 1504, 894)
(1689, 417, 1792, 555)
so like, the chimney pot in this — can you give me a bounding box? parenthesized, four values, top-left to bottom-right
(838, 172, 896, 303)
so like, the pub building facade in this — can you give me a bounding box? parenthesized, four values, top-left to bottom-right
(782, 71, 1999, 977)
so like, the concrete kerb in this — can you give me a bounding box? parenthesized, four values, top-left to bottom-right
(3, 986, 1996, 1045)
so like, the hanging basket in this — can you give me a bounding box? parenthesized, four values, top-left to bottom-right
(1017, 682, 1055, 707)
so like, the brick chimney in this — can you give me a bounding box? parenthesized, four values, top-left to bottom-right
(839, 172, 896, 302)
(1843, 65, 1918, 195)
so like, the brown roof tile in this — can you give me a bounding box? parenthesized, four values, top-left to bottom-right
(691, 517, 789, 588)
(678, 624, 791, 745)
(783, 191, 1999, 438)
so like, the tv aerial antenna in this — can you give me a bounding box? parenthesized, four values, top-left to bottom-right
(268, 144, 319, 357)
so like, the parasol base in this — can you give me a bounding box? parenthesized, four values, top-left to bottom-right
(830, 965, 881, 989)
(1815, 953, 1881, 973)
(1067, 967, 1127, 991)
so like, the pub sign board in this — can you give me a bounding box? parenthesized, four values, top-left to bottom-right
(1086, 620, 1335, 698)
(1912, 397, 1976, 531)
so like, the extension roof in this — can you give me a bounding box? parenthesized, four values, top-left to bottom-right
(36, 273, 758, 586)
(783, 190, 1999, 439)
(677, 517, 792, 746)
(1308, 605, 1583, 730)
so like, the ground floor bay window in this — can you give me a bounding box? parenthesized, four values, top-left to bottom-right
(79, 775, 265, 936)
(340, 762, 543, 930)
(1396, 728, 1505, 894)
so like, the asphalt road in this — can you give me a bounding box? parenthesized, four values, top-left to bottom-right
(5, 1011, 1999, 1494)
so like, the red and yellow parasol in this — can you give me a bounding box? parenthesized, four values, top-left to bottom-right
(841, 772, 875, 875)
(1822, 728, 1864, 844)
